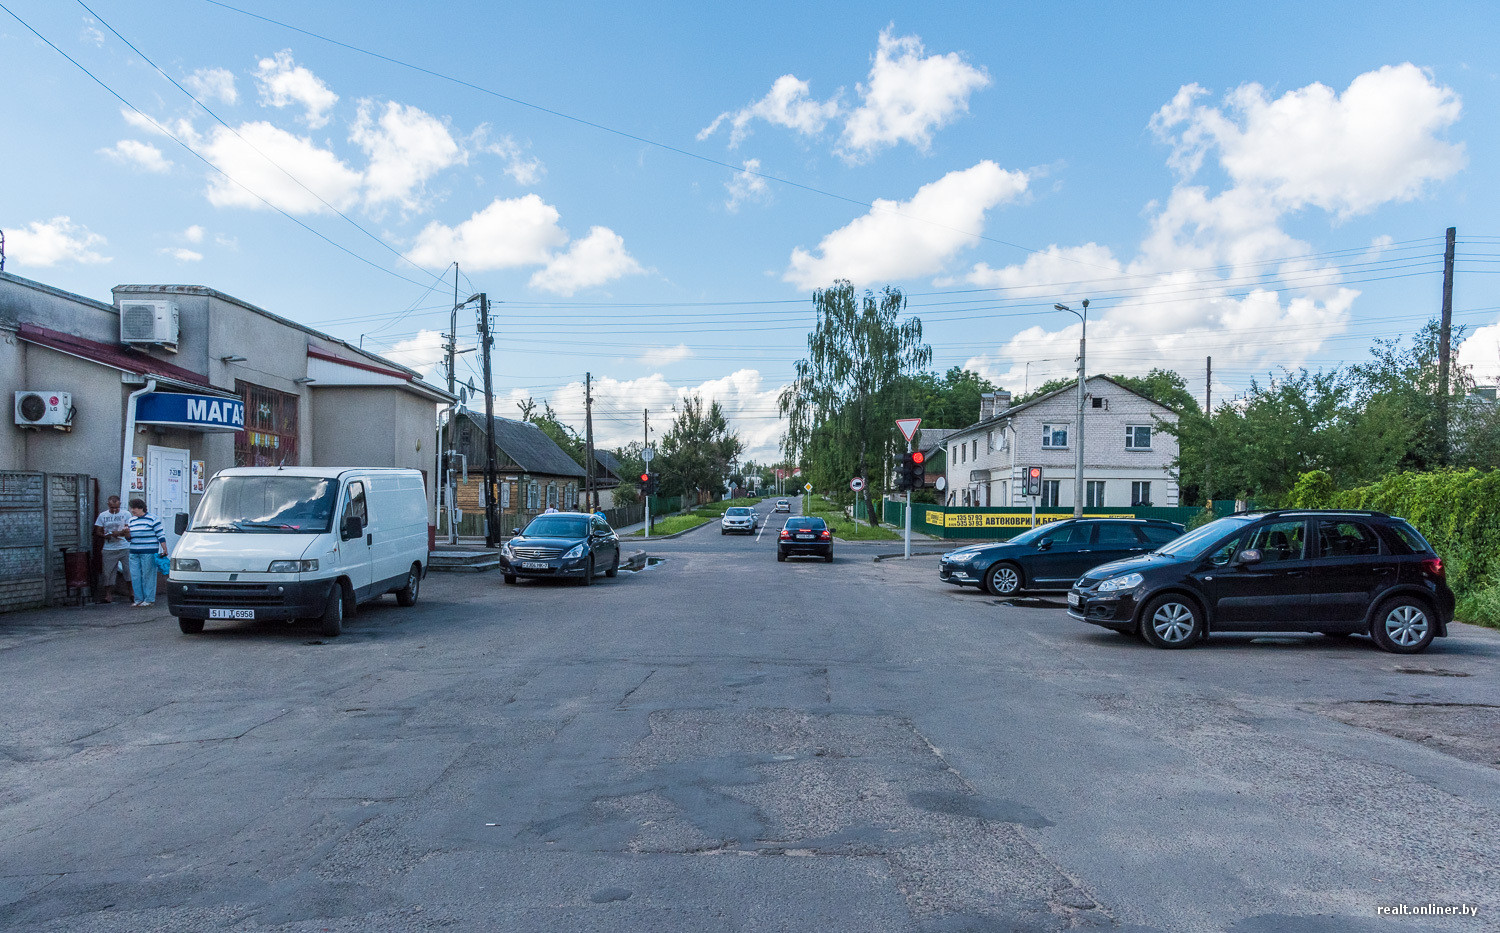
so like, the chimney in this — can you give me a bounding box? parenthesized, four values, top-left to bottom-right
(981, 391, 1011, 422)
(994, 390, 1011, 414)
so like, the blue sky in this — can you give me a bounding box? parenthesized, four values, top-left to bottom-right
(3, 0, 1497, 460)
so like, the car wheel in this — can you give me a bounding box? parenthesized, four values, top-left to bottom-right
(824, 552, 833, 563)
(395, 563, 421, 607)
(1139, 594, 1202, 649)
(1371, 596, 1435, 654)
(580, 556, 594, 586)
(503, 573, 517, 585)
(319, 583, 344, 638)
(984, 562, 1023, 597)
(178, 616, 204, 634)
(777, 550, 786, 562)
(721, 529, 727, 535)
(606, 553, 619, 578)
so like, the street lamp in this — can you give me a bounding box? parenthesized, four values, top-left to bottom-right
(1054, 299, 1089, 518)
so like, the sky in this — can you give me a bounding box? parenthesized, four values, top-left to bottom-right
(2, 0, 1498, 463)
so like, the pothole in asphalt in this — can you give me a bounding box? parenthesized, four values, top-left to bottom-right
(1393, 666, 1471, 677)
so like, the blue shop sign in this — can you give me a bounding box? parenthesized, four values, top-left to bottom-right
(135, 392, 244, 433)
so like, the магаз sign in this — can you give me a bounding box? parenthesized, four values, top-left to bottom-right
(134, 392, 245, 433)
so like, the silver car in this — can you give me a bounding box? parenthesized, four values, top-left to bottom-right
(721, 506, 758, 535)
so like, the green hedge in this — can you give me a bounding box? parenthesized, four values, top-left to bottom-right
(1287, 469, 1500, 628)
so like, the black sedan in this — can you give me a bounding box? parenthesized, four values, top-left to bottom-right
(939, 518, 1185, 596)
(778, 516, 833, 562)
(500, 512, 620, 585)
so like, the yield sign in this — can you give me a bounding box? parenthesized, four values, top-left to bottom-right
(895, 417, 922, 444)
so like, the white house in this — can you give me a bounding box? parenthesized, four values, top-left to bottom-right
(942, 376, 1179, 509)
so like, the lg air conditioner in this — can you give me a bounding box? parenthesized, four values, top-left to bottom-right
(119, 299, 180, 350)
(14, 391, 73, 429)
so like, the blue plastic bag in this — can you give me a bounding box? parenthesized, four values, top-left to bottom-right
(154, 554, 171, 576)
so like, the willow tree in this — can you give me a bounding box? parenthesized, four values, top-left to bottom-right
(779, 281, 931, 524)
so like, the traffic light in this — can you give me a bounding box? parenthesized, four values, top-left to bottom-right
(1024, 466, 1043, 497)
(895, 453, 914, 491)
(910, 450, 926, 488)
(639, 472, 658, 495)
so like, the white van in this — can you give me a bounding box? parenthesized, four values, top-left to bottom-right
(166, 467, 430, 637)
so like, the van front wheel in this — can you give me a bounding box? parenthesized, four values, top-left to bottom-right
(319, 584, 344, 637)
(396, 564, 421, 607)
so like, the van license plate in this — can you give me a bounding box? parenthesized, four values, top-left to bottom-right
(522, 561, 549, 570)
(208, 608, 255, 619)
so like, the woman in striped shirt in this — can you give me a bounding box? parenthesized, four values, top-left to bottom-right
(126, 498, 168, 607)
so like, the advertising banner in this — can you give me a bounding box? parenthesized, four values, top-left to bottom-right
(940, 511, 1135, 529)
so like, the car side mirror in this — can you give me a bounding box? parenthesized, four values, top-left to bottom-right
(1235, 548, 1262, 566)
(1036, 538, 1053, 551)
(175, 513, 189, 535)
(511, 528, 521, 537)
(341, 515, 363, 540)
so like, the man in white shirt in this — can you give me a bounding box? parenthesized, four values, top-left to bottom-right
(94, 495, 131, 604)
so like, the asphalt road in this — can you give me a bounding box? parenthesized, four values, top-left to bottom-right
(1, 497, 1497, 932)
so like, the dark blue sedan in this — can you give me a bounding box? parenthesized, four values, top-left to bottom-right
(500, 512, 620, 585)
(939, 518, 1185, 596)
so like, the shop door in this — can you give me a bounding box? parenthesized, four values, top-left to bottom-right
(147, 445, 191, 552)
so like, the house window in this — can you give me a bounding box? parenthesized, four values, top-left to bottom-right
(1131, 481, 1152, 507)
(972, 440, 978, 460)
(960, 444, 966, 464)
(1126, 425, 1152, 449)
(546, 483, 559, 509)
(1086, 481, 1106, 508)
(1041, 424, 1068, 448)
(1091, 397, 1108, 410)
(234, 381, 299, 467)
(1041, 480, 1061, 508)
(986, 430, 994, 452)
(527, 482, 540, 510)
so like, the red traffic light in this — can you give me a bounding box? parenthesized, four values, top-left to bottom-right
(1028, 467, 1042, 478)
(911, 450, 925, 465)
(640, 473, 650, 483)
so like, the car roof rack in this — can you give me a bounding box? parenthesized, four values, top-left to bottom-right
(1230, 508, 1389, 518)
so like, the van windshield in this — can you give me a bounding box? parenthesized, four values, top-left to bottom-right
(192, 476, 339, 533)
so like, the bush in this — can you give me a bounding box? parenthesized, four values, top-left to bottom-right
(1289, 468, 1500, 628)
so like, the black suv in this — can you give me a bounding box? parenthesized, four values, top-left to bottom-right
(939, 518, 1186, 596)
(1068, 510, 1454, 653)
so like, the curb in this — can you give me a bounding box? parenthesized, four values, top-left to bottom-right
(872, 551, 950, 562)
(630, 517, 717, 541)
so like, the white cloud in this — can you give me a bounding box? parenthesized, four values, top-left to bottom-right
(529, 226, 644, 296)
(1458, 321, 1500, 386)
(82, 23, 105, 46)
(484, 134, 545, 185)
(184, 225, 205, 243)
(185, 67, 238, 105)
(6, 217, 110, 267)
(159, 247, 203, 262)
(839, 27, 990, 161)
(201, 121, 363, 213)
(350, 99, 464, 209)
(725, 159, 770, 212)
(784, 160, 1028, 290)
(698, 74, 841, 146)
(1150, 63, 1464, 217)
(405, 195, 568, 270)
(99, 139, 173, 173)
(380, 329, 448, 384)
(639, 344, 694, 367)
(254, 51, 338, 128)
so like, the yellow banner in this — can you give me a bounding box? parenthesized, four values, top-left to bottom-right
(938, 511, 1135, 528)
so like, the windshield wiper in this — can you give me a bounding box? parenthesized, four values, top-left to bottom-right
(192, 524, 240, 532)
(233, 520, 301, 531)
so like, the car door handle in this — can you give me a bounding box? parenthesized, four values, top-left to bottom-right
(366, 533, 373, 545)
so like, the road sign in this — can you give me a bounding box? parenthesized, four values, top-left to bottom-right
(642, 446, 655, 462)
(850, 477, 865, 492)
(803, 482, 813, 492)
(895, 418, 922, 444)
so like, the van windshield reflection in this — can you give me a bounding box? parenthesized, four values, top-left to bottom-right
(192, 476, 339, 533)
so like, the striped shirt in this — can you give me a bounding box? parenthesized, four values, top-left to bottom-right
(127, 513, 166, 553)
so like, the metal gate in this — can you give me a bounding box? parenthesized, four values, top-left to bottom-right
(0, 472, 93, 612)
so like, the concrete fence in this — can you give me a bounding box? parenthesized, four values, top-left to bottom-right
(1, 471, 94, 612)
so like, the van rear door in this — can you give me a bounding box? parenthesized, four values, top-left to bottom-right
(338, 479, 374, 599)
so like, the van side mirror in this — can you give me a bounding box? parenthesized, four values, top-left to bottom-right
(1235, 548, 1262, 566)
(341, 515, 363, 540)
(175, 513, 189, 535)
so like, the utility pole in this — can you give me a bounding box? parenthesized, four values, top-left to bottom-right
(584, 373, 596, 512)
(476, 293, 500, 547)
(1055, 300, 1088, 517)
(643, 408, 651, 539)
(442, 265, 459, 544)
(1205, 356, 1213, 507)
(1438, 226, 1456, 464)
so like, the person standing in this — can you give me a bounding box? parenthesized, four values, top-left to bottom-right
(125, 498, 167, 607)
(94, 495, 133, 604)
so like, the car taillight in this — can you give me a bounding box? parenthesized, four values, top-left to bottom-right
(780, 530, 791, 539)
(819, 530, 830, 540)
(1422, 557, 1444, 577)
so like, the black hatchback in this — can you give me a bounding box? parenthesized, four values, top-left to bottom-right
(1068, 509, 1455, 653)
(939, 518, 1186, 596)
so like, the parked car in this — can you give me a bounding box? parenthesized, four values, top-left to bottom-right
(940, 518, 1185, 596)
(778, 516, 834, 562)
(721, 506, 759, 535)
(1068, 509, 1455, 653)
(774, 499, 791, 513)
(500, 512, 620, 586)
(167, 467, 429, 638)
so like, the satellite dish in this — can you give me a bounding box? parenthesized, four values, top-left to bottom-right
(458, 387, 470, 403)
(935, 476, 947, 491)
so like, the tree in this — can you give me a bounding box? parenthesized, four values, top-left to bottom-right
(780, 282, 931, 524)
(517, 396, 584, 465)
(899, 366, 998, 427)
(658, 394, 741, 502)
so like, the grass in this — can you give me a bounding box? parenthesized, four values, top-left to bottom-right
(629, 513, 715, 536)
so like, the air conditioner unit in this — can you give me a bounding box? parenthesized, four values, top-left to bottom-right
(119, 299, 180, 349)
(15, 391, 73, 428)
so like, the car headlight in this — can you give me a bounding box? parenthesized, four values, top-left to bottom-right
(171, 558, 200, 572)
(1098, 572, 1143, 592)
(562, 544, 586, 559)
(501, 542, 515, 558)
(267, 559, 318, 572)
